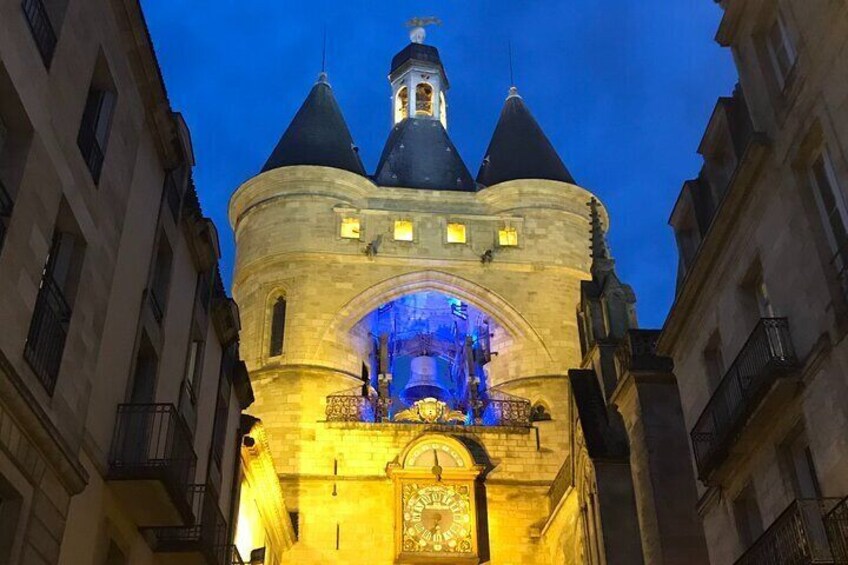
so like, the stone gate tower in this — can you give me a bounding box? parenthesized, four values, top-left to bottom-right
(229, 26, 625, 564)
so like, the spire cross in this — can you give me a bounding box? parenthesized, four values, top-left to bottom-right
(508, 40, 515, 87)
(321, 26, 327, 73)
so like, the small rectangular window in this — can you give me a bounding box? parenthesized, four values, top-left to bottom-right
(498, 226, 518, 247)
(340, 217, 361, 239)
(446, 222, 466, 244)
(394, 219, 413, 241)
(766, 15, 796, 88)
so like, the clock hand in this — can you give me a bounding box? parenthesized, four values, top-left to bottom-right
(431, 449, 443, 482)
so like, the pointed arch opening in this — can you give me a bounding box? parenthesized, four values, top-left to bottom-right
(269, 295, 287, 357)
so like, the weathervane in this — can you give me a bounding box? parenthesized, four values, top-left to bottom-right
(406, 16, 442, 44)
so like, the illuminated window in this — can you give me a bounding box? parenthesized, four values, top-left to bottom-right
(396, 86, 409, 123)
(498, 226, 518, 246)
(446, 223, 466, 244)
(394, 220, 414, 241)
(340, 217, 361, 239)
(415, 83, 433, 116)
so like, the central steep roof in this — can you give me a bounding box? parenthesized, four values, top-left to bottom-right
(373, 118, 476, 191)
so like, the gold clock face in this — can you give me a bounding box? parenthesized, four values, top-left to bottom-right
(402, 483, 473, 554)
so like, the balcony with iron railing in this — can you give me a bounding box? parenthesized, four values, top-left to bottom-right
(325, 388, 532, 427)
(735, 498, 843, 565)
(24, 273, 72, 394)
(107, 403, 197, 525)
(141, 483, 229, 565)
(0, 178, 13, 251)
(690, 318, 799, 482)
(826, 497, 848, 564)
(21, 0, 57, 67)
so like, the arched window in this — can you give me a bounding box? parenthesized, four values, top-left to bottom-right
(530, 402, 552, 422)
(395, 86, 409, 123)
(415, 83, 433, 116)
(269, 296, 286, 357)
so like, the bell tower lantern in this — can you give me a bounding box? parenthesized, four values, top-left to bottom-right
(390, 18, 448, 128)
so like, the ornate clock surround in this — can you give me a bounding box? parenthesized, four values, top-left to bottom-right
(387, 434, 485, 564)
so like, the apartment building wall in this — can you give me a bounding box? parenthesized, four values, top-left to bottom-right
(659, 1, 848, 563)
(0, 0, 253, 564)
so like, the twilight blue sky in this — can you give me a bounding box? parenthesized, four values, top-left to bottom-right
(141, 1, 737, 328)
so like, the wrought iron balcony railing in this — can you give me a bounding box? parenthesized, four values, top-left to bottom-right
(480, 389, 532, 427)
(0, 178, 13, 251)
(826, 496, 848, 563)
(24, 273, 72, 394)
(325, 389, 390, 423)
(690, 318, 799, 481)
(21, 0, 57, 67)
(141, 483, 229, 565)
(735, 498, 842, 565)
(108, 403, 197, 520)
(325, 388, 532, 427)
(77, 121, 105, 183)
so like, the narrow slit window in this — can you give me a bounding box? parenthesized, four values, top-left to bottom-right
(498, 226, 518, 247)
(269, 296, 286, 356)
(394, 220, 414, 242)
(340, 218, 361, 239)
(446, 223, 466, 244)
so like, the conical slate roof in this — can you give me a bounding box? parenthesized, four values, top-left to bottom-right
(261, 75, 366, 176)
(477, 88, 575, 187)
(374, 118, 476, 191)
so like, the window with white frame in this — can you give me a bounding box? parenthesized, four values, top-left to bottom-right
(809, 149, 848, 273)
(765, 14, 797, 88)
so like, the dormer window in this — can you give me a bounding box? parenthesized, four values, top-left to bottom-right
(415, 83, 433, 116)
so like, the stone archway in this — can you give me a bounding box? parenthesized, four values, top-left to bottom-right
(314, 270, 553, 364)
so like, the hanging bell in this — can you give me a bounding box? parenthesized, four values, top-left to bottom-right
(401, 355, 450, 405)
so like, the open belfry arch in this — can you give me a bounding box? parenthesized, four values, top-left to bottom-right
(229, 19, 707, 565)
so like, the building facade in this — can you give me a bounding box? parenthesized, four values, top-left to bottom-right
(230, 25, 707, 564)
(0, 1, 254, 564)
(660, 0, 848, 563)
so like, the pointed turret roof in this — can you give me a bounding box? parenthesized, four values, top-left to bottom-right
(373, 118, 476, 191)
(261, 74, 366, 176)
(477, 87, 575, 187)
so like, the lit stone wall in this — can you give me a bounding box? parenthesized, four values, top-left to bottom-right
(230, 165, 606, 563)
